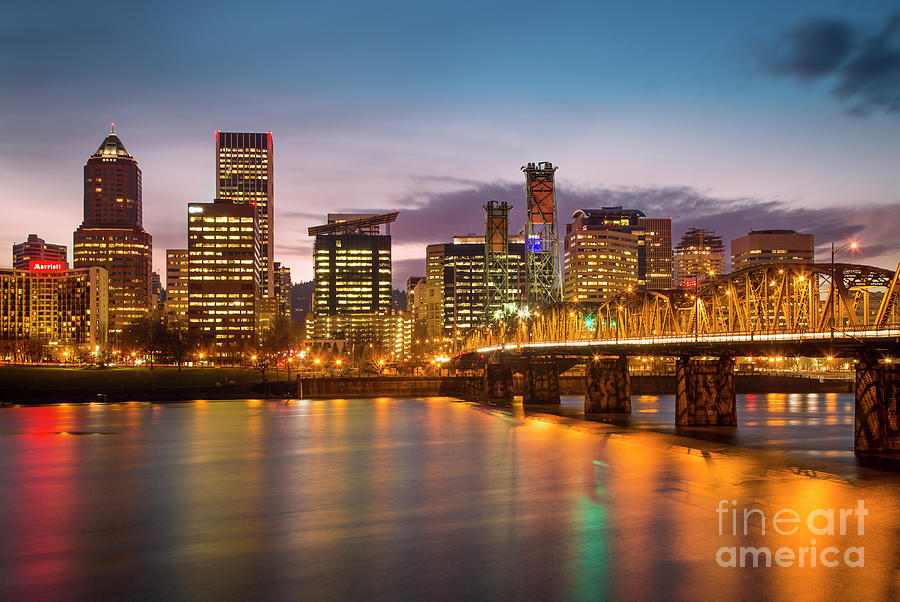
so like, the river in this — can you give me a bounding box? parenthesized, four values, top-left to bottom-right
(0, 395, 898, 600)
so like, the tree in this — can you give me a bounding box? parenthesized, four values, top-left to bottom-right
(254, 316, 297, 384)
(161, 320, 199, 372)
(121, 316, 166, 369)
(23, 339, 44, 363)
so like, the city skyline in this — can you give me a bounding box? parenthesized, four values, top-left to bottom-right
(2, 3, 899, 287)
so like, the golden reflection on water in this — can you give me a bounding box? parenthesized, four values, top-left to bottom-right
(0, 398, 897, 599)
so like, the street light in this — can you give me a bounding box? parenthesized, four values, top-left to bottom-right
(830, 241, 858, 333)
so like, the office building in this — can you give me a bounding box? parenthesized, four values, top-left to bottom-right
(215, 132, 274, 296)
(406, 276, 426, 320)
(425, 235, 525, 340)
(308, 212, 396, 345)
(563, 206, 672, 300)
(640, 218, 673, 290)
(165, 249, 189, 323)
(731, 230, 815, 270)
(273, 262, 292, 319)
(13, 234, 68, 270)
(563, 207, 671, 302)
(673, 228, 726, 287)
(73, 127, 152, 335)
(187, 201, 260, 350)
(0, 263, 107, 349)
(563, 228, 639, 303)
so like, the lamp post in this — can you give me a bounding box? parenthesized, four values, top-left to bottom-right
(830, 241, 858, 334)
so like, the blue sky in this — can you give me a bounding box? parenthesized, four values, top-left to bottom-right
(1, 1, 898, 284)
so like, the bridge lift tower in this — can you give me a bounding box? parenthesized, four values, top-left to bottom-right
(522, 161, 561, 306)
(484, 200, 511, 322)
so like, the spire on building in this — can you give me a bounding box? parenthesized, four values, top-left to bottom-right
(93, 127, 132, 159)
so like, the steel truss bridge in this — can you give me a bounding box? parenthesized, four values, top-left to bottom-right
(454, 262, 900, 454)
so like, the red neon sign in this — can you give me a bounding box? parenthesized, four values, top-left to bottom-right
(29, 260, 66, 272)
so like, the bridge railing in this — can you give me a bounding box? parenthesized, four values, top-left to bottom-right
(466, 324, 900, 354)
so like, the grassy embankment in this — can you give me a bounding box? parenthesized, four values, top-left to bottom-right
(0, 365, 294, 403)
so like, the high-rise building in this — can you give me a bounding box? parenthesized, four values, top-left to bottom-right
(13, 234, 68, 270)
(73, 127, 152, 336)
(425, 235, 526, 340)
(640, 218, 673, 290)
(215, 132, 274, 296)
(673, 228, 725, 287)
(187, 201, 260, 351)
(273, 262, 292, 319)
(0, 263, 107, 350)
(150, 271, 163, 312)
(563, 207, 672, 302)
(731, 230, 815, 270)
(406, 276, 426, 319)
(308, 213, 396, 345)
(165, 249, 189, 323)
(563, 228, 639, 303)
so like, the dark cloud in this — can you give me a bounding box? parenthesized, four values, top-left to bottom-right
(767, 19, 854, 78)
(382, 180, 900, 283)
(766, 13, 900, 116)
(833, 14, 900, 115)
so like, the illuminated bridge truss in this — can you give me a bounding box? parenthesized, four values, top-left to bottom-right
(463, 262, 900, 350)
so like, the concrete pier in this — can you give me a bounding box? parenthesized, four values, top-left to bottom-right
(855, 358, 900, 453)
(483, 363, 514, 402)
(523, 360, 560, 405)
(675, 356, 736, 426)
(585, 357, 631, 414)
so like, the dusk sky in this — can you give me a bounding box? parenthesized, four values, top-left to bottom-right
(2, 1, 899, 286)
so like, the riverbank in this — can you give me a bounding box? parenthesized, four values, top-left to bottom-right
(0, 366, 294, 403)
(0, 366, 852, 404)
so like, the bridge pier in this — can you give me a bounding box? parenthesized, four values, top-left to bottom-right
(855, 358, 900, 454)
(483, 363, 513, 402)
(675, 356, 736, 426)
(523, 359, 560, 405)
(585, 356, 631, 414)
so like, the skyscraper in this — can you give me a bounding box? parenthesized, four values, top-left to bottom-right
(273, 261, 292, 319)
(13, 234, 68, 270)
(425, 235, 526, 340)
(215, 132, 274, 296)
(73, 127, 152, 335)
(563, 228, 639, 303)
(308, 213, 396, 345)
(187, 202, 260, 352)
(673, 227, 725, 287)
(563, 207, 672, 302)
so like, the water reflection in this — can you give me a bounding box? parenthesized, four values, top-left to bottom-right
(0, 399, 897, 599)
(566, 393, 861, 462)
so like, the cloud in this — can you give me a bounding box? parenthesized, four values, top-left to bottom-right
(833, 14, 900, 115)
(767, 19, 854, 78)
(766, 13, 900, 116)
(376, 180, 900, 283)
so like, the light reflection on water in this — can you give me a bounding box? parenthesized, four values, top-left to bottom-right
(562, 393, 859, 460)
(0, 397, 898, 600)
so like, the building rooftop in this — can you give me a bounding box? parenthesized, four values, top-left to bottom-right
(92, 126, 132, 159)
(571, 207, 647, 220)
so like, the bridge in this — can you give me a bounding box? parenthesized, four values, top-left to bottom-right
(453, 262, 900, 454)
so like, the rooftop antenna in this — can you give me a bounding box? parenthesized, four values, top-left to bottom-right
(110, 122, 116, 134)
